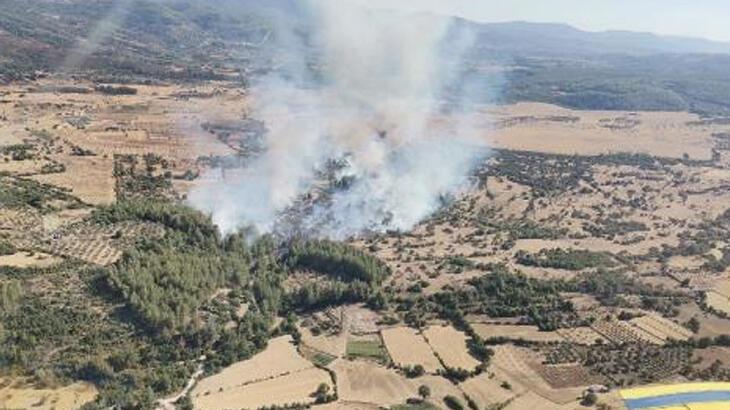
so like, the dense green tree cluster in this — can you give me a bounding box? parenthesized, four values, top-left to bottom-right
(0, 280, 21, 313)
(0, 175, 83, 211)
(95, 85, 138, 95)
(286, 239, 391, 284)
(515, 248, 617, 271)
(92, 200, 219, 247)
(399, 265, 575, 331)
(0, 240, 16, 256)
(106, 247, 249, 332)
(583, 219, 648, 239)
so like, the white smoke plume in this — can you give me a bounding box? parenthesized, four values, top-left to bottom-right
(189, 0, 493, 239)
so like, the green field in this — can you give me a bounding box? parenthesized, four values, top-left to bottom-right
(346, 339, 390, 364)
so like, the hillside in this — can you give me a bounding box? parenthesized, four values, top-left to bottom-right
(2, 0, 730, 114)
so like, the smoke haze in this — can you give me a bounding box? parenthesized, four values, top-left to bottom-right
(189, 0, 493, 238)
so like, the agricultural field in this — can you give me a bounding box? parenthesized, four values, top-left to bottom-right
(381, 326, 443, 373)
(489, 345, 590, 405)
(471, 323, 563, 343)
(192, 367, 332, 410)
(190, 336, 314, 396)
(2, 6, 730, 408)
(706, 291, 730, 316)
(331, 359, 417, 407)
(346, 335, 390, 365)
(0, 379, 97, 410)
(190, 336, 334, 409)
(459, 372, 521, 408)
(423, 325, 481, 371)
(629, 314, 693, 343)
(556, 327, 607, 345)
(592, 318, 666, 345)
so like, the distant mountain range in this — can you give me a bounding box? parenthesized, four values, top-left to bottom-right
(466, 21, 730, 56)
(1, 0, 729, 114)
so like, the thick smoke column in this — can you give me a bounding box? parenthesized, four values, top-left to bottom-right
(189, 0, 491, 238)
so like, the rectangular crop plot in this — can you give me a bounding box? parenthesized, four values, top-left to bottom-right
(629, 314, 692, 342)
(381, 326, 443, 373)
(423, 325, 480, 371)
(346, 338, 390, 364)
(472, 323, 563, 343)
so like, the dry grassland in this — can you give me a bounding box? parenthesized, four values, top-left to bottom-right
(423, 325, 480, 371)
(693, 347, 730, 368)
(381, 326, 443, 373)
(30, 154, 115, 205)
(0, 379, 97, 410)
(488, 103, 718, 160)
(0, 251, 61, 268)
(676, 302, 730, 339)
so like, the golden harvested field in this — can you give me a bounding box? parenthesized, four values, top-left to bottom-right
(471, 323, 563, 343)
(460, 372, 520, 408)
(0, 379, 97, 410)
(556, 327, 607, 345)
(191, 367, 332, 410)
(191, 336, 313, 397)
(706, 291, 730, 316)
(331, 359, 417, 407)
(712, 279, 730, 299)
(629, 314, 693, 342)
(380, 326, 443, 373)
(423, 325, 480, 371)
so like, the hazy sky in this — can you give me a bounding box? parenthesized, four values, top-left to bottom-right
(357, 0, 730, 42)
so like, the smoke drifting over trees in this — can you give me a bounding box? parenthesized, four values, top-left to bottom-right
(190, 0, 493, 238)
